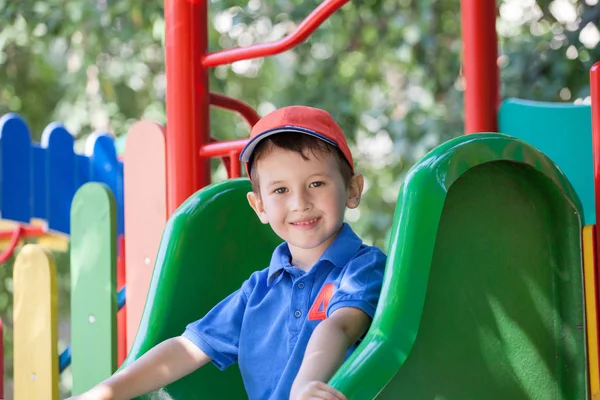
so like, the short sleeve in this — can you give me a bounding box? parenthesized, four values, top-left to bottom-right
(182, 279, 252, 371)
(326, 247, 387, 319)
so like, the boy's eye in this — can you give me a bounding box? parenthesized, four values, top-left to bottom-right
(309, 181, 324, 188)
(273, 187, 287, 194)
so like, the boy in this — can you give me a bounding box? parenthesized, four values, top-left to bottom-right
(71, 106, 387, 400)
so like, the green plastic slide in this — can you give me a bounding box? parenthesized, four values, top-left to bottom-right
(123, 133, 587, 399)
(121, 179, 282, 399)
(330, 133, 587, 399)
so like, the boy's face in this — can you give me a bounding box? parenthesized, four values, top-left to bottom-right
(247, 145, 363, 267)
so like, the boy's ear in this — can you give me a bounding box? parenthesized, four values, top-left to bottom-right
(346, 173, 364, 209)
(247, 191, 269, 224)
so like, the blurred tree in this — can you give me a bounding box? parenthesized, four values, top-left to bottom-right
(0, 0, 598, 396)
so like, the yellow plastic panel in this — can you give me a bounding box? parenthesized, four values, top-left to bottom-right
(13, 244, 58, 400)
(583, 225, 600, 399)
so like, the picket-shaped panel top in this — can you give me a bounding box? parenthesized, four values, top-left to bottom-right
(0, 113, 125, 235)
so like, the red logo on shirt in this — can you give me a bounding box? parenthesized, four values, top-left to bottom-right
(308, 283, 334, 321)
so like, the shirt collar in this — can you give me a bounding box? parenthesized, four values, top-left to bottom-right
(267, 223, 363, 286)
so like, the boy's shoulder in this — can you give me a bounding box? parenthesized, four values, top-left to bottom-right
(320, 223, 387, 270)
(239, 265, 272, 295)
(354, 240, 387, 259)
(341, 240, 387, 278)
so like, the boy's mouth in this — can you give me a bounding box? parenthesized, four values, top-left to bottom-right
(290, 217, 321, 227)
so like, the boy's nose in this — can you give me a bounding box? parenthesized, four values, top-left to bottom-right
(291, 191, 312, 212)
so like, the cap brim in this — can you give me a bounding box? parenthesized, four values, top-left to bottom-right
(239, 126, 338, 162)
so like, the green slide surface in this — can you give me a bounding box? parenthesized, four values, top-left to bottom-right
(329, 133, 587, 399)
(121, 178, 282, 399)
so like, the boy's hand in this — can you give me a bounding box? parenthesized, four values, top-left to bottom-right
(65, 385, 114, 400)
(291, 381, 347, 400)
(62, 336, 210, 400)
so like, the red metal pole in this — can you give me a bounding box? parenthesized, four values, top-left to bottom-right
(460, 0, 499, 134)
(591, 61, 600, 392)
(229, 151, 241, 179)
(592, 62, 600, 234)
(203, 0, 349, 68)
(165, 0, 210, 214)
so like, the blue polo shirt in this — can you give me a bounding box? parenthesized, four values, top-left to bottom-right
(182, 223, 386, 400)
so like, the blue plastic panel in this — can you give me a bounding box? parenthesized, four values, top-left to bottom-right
(0, 114, 32, 223)
(88, 134, 124, 235)
(43, 123, 76, 234)
(32, 145, 46, 219)
(499, 98, 594, 224)
(0, 113, 125, 235)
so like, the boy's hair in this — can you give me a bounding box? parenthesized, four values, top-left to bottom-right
(248, 131, 354, 193)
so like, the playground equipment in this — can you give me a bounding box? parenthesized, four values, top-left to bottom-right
(1, 0, 600, 399)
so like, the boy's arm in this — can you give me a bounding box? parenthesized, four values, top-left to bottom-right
(290, 307, 371, 400)
(71, 336, 211, 400)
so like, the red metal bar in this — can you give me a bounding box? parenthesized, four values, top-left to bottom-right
(589, 62, 600, 392)
(209, 93, 260, 127)
(165, 0, 210, 214)
(0, 226, 23, 264)
(200, 138, 248, 159)
(116, 235, 126, 366)
(229, 151, 241, 178)
(0, 226, 45, 240)
(460, 0, 499, 134)
(203, 0, 350, 68)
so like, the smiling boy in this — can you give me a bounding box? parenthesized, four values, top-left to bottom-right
(70, 106, 387, 400)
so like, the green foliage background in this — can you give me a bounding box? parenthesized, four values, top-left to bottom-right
(1, 0, 599, 397)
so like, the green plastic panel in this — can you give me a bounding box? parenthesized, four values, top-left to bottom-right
(70, 183, 118, 394)
(377, 161, 585, 399)
(329, 133, 586, 399)
(121, 178, 282, 399)
(499, 98, 593, 224)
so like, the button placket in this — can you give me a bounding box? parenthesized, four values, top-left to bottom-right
(291, 277, 309, 329)
(290, 278, 305, 333)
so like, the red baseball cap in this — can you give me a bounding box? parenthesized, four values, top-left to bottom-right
(239, 106, 354, 176)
